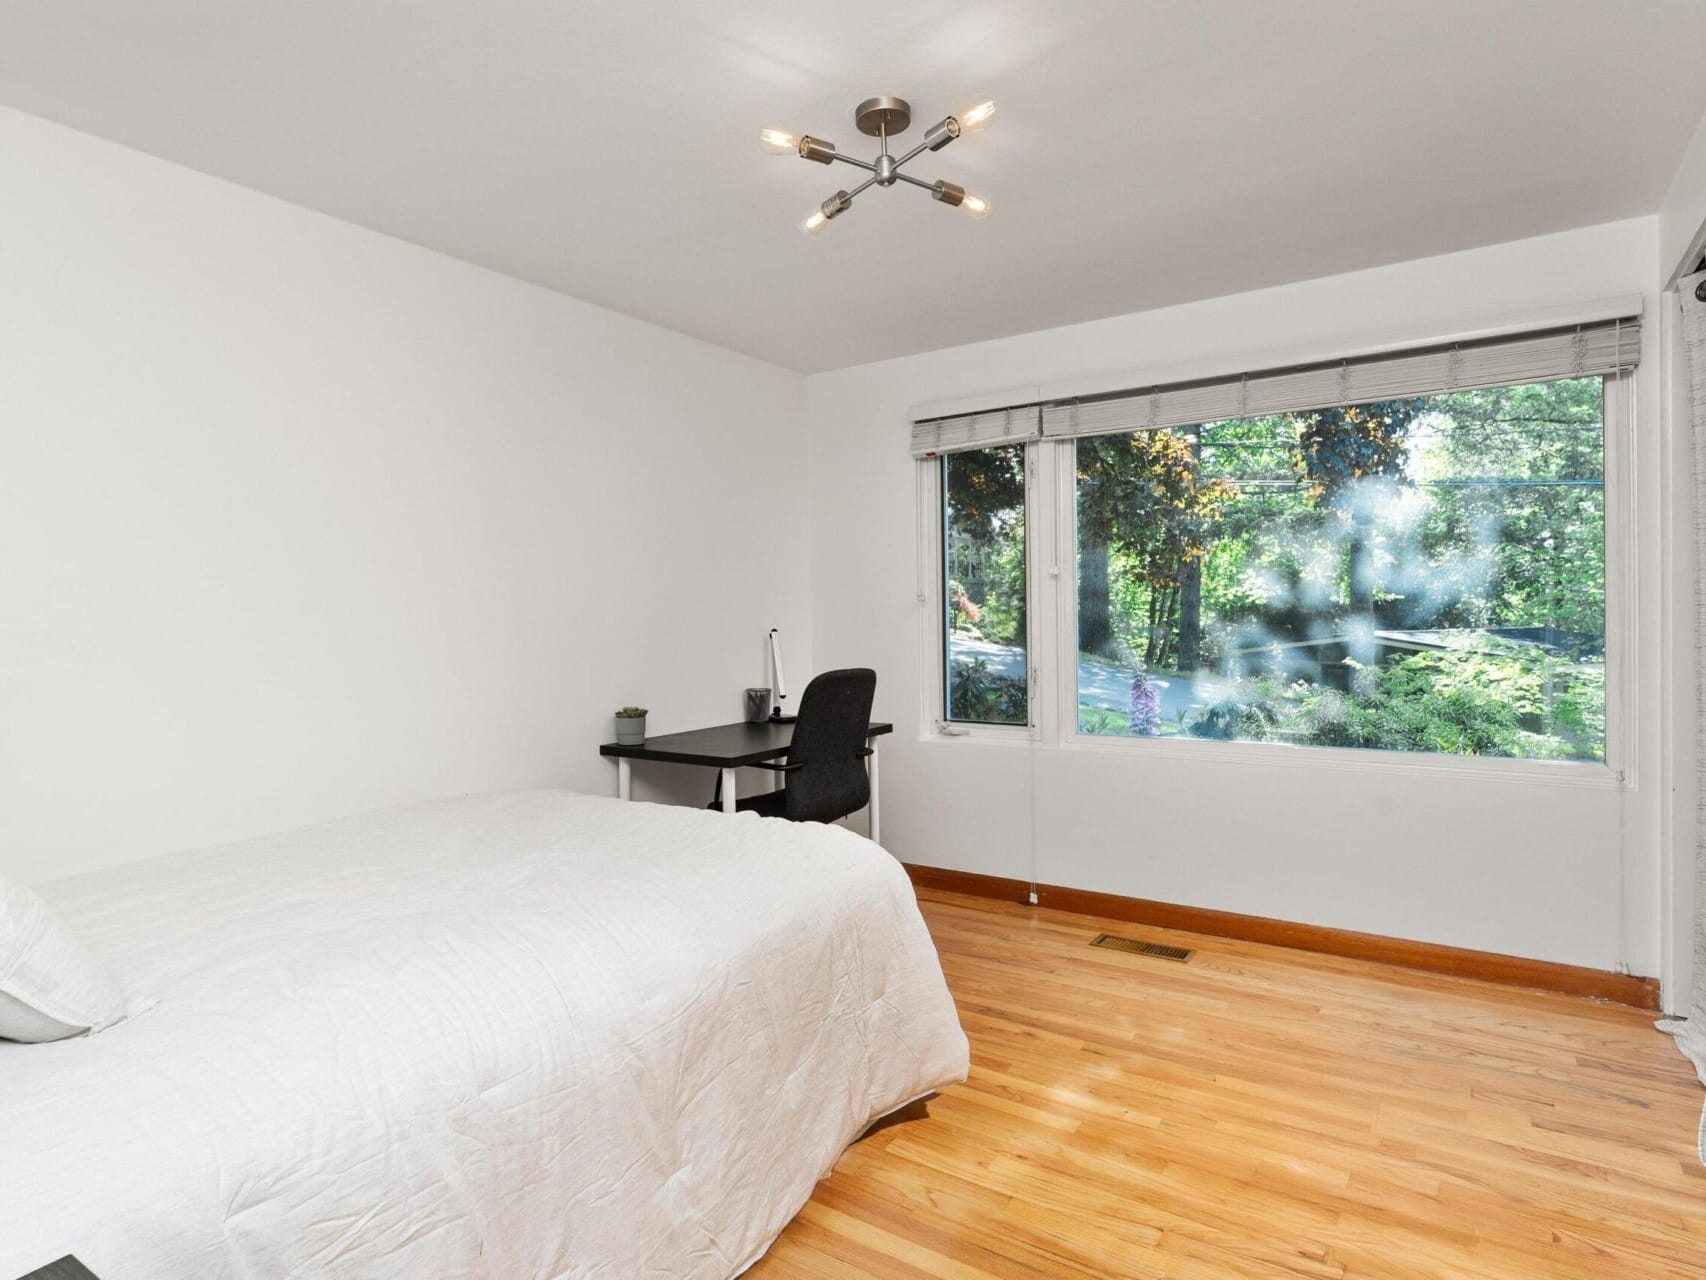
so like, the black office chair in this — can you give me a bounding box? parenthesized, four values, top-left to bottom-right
(711, 668, 876, 823)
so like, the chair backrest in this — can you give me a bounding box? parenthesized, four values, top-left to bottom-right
(783, 668, 877, 823)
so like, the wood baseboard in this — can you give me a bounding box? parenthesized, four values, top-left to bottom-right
(903, 863, 1660, 1011)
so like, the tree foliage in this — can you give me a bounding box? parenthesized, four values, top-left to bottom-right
(1079, 430, 1238, 586)
(944, 445, 1023, 539)
(1295, 399, 1423, 505)
(1078, 430, 1238, 666)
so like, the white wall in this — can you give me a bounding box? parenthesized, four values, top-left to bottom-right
(1658, 107, 1706, 1013)
(0, 107, 810, 885)
(1660, 105, 1706, 285)
(807, 218, 1672, 983)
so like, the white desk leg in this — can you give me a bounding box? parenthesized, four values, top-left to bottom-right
(721, 768, 737, 815)
(867, 740, 881, 845)
(617, 758, 632, 800)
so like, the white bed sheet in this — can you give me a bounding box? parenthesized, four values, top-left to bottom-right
(0, 790, 968, 1278)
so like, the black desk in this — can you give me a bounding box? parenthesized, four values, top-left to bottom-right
(600, 720, 893, 840)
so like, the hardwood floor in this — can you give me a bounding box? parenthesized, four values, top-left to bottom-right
(748, 889, 1706, 1279)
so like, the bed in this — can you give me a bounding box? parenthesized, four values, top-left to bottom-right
(0, 790, 969, 1278)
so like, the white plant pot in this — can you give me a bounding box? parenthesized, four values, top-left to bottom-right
(615, 716, 646, 745)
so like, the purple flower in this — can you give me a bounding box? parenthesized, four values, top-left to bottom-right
(1129, 672, 1162, 737)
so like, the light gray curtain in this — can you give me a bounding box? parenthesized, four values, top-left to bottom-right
(1663, 267, 1706, 1163)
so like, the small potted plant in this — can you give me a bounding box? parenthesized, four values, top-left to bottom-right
(614, 706, 648, 746)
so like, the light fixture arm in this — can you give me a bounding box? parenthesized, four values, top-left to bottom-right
(890, 137, 935, 171)
(827, 152, 879, 174)
(824, 144, 929, 180)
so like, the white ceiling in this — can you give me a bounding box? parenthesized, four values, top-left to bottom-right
(4, 1, 1705, 372)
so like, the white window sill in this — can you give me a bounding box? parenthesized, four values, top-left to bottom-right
(924, 725, 1624, 790)
(928, 721, 1037, 746)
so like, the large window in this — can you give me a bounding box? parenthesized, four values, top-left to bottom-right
(943, 444, 1028, 725)
(920, 317, 1635, 765)
(1073, 377, 1606, 761)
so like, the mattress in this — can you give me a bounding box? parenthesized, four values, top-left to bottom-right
(0, 790, 968, 1278)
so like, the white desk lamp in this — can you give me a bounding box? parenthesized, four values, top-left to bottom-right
(768, 628, 795, 723)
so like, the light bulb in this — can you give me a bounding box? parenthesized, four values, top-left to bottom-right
(801, 190, 850, 234)
(759, 128, 798, 155)
(960, 192, 991, 219)
(959, 100, 996, 132)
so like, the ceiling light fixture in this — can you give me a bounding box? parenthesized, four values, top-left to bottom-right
(761, 96, 995, 235)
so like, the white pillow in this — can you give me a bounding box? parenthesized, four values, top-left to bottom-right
(0, 872, 127, 1042)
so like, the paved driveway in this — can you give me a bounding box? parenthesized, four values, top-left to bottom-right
(948, 636, 1228, 723)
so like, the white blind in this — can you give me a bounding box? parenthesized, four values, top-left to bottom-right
(910, 404, 1041, 457)
(1039, 317, 1639, 441)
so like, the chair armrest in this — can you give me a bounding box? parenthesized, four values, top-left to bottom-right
(755, 750, 870, 772)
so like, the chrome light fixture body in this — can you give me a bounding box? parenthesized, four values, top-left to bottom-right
(797, 135, 837, 165)
(766, 96, 994, 234)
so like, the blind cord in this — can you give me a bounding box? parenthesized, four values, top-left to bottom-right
(1615, 370, 1635, 975)
(1027, 426, 1049, 907)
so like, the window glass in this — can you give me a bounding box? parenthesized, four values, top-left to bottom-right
(1073, 377, 1605, 761)
(943, 444, 1028, 725)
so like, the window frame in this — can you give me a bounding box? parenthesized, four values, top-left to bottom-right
(919, 369, 1633, 788)
(921, 442, 1043, 742)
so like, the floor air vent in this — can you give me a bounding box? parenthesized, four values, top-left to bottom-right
(1090, 933, 1192, 962)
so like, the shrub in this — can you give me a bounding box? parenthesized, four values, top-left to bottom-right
(1078, 706, 1128, 735)
(947, 578, 981, 634)
(949, 656, 1028, 724)
(1296, 657, 1523, 756)
(1314, 643, 1604, 759)
(1187, 695, 1280, 742)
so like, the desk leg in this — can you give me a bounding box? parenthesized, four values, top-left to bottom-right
(617, 758, 631, 801)
(867, 740, 881, 845)
(720, 768, 737, 815)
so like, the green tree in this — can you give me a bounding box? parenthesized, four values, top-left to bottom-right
(944, 445, 1027, 648)
(1422, 379, 1604, 637)
(1078, 430, 1237, 668)
(943, 445, 1024, 536)
(1296, 398, 1425, 621)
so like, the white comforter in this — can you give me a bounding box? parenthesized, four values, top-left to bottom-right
(0, 791, 968, 1278)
